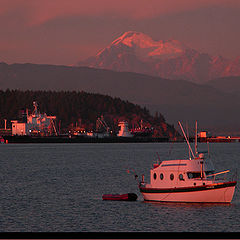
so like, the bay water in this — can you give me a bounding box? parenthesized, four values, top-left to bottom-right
(0, 142, 239, 232)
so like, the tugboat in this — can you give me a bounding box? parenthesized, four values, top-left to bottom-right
(139, 121, 237, 203)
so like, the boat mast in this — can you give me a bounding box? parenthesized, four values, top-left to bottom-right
(186, 121, 191, 160)
(195, 120, 198, 156)
(178, 121, 195, 159)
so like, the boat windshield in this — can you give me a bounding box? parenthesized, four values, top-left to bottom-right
(187, 172, 201, 179)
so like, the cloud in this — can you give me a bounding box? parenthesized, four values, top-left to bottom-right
(1, 0, 240, 65)
(1, 0, 240, 27)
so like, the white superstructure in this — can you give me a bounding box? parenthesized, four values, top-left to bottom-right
(117, 121, 133, 137)
(11, 102, 57, 136)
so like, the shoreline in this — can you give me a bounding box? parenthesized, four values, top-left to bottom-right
(2, 135, 170, 144)
(2, 135, 240, 144)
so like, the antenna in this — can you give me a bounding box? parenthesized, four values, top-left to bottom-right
(178, 121, 195, 159)
(186, 121, 191, 160)
(156, 152, 161, 164)
(32, 101, 38, 115)
(195, 120, 198, 156)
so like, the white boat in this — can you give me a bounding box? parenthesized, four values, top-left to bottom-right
(139, 121, 237, 203)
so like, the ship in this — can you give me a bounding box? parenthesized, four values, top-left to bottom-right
(130, 119, 153, 137)
(11, 101, 58, 136)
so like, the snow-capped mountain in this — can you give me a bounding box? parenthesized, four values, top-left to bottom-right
(108, 31, 188, 60)
(79, 31, 240, 83)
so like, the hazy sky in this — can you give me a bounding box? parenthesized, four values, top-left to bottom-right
(1, 0, 240, 65)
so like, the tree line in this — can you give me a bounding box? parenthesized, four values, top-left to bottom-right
(0, 89, 178, 137)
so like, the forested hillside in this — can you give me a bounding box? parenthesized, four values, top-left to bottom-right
(0, 89, 178, 138)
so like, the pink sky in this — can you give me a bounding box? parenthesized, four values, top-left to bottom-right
(0, 0, 240, 65)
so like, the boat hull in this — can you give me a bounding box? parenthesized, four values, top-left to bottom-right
(139, 181, 237, 203)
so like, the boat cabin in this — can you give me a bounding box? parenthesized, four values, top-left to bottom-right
(149, 153, 215, 188)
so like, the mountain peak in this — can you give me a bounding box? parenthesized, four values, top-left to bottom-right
(79, 31, 239, 83)
(112, 31, 154, 47)
(110, 31, 189, 60)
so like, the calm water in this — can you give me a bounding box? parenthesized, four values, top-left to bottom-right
(0, 142, 239, 232)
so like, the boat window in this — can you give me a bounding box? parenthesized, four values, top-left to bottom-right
(170, 173, 174, 181)
(160, 173, 164, 180)
(179, 174, 184, 181)
(153, 173, 157, 180)
(187, 172, 201, 179)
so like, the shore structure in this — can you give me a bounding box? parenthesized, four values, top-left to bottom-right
(2, 103, 240, 144)
(11, 102, 57, 136)
(117, 121, 133, 137)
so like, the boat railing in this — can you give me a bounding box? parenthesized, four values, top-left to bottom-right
(206, 170, 230, 181)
